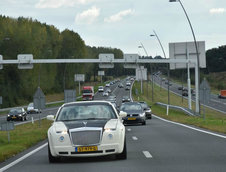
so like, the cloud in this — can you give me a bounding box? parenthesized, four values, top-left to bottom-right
(35, 0, 93, 9)
(75, 6, 100, 24)
(209, 8, 225, 14)
(104, 9, 134, 23)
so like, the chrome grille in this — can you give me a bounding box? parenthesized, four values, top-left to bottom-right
(69, 128, 102, 146)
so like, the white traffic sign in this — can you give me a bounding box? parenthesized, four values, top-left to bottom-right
(18, 54, 33, 69)
(136, 66, 147, 81)
(99, 54, 114, 68)
(74, 74, 85, 82)
(123, 54, 139, 68)
(169, 41, 206, 70)
(0, 55, 3, 69)
(98, 71, 105, 76)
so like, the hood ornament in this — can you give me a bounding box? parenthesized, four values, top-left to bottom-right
(83, 121, 87, 127)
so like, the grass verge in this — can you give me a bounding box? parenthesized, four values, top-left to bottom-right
(132, 81, 226, 134)
(0, 119, 52, 162)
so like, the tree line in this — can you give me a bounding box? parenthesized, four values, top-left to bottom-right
(0, 16, 129, 107)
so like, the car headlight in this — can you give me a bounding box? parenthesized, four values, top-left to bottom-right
(104, 128, 116, 132)
(19, 114, 22, 117)
(7, 115, 10, 117)
(56, 130, 68, 135)
(139, 113, 145, 117)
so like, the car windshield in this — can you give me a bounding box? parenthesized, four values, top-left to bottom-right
(123, 96, 129, 99)
(120, 104, 142, 111)
(56, 104, 117, 121)
(140, 103, 148, 109)
(82, 90, 92, 93)
(28, 103, 33, 107)
(9, 108, 22, 114)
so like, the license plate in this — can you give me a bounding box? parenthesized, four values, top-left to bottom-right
(128, 117, 136, 120)
(12, 117, 17, 119)
(75, 146, 98, 152)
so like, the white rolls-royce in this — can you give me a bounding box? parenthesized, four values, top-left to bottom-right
(47, 101, 127, 163)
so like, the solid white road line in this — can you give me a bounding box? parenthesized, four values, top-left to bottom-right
(143, 151, 153, 158)
(127, 128, 131, 131)
(0, 142, 48, 172)
(153, 115, 226, 139)
(132, 136, 138, 140)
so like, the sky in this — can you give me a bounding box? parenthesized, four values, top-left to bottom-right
(0, 0, 225, 57)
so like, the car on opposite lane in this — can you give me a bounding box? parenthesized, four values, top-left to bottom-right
(27, 102, 41, 114)
(7, 107, 27, 121)
(98, 86, 104, 92)
(47, 101, 127, 162)
(120, 102, 146, 125)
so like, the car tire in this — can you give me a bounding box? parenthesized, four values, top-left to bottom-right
(48, 143, 60, 163)
(21, 117, 24, 121)
(116, 138, 127, 160)
(142, 120, 146, 125)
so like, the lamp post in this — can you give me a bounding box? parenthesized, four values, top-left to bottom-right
(138, 43, 149, 95)
(169, 0, 200, 114)
(150, 30, 170, 105)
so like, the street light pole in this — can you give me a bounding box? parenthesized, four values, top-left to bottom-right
(169, 0, 200, 114)
(150, 30, 170, 105)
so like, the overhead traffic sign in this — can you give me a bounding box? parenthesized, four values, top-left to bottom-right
(123, 54, 139, 68)
(99, 54, 114, 68)
(18, 54, 33, 69)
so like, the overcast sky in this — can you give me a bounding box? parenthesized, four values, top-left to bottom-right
(0, 0, 225, 57)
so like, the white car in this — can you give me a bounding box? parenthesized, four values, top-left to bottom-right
(105, 83, 110, 87)
(27, 102, 41, 114)
(103, 91, 109, 96)
(47, 101, 127, 162)
(98, 86, 104, 92)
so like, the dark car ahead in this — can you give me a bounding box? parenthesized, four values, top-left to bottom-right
(7, 108, 27, 121)
(139, 101, 152, 119)
(120, 102, 146, 125)
(122, 96, 131, 103)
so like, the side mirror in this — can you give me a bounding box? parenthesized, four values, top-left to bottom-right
(119, 111, 127, 118)
(47, 115, 55, 121)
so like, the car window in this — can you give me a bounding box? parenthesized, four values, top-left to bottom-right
(57, 104, 117, 121)
(120, 104, 142, 111)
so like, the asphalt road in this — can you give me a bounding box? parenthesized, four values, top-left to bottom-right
(1, 78, 226, 172)
(153, 75, 226, 114)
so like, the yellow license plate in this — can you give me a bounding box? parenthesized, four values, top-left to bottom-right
(128, 117, 136, 120)
(12, 117, 17, 119)
(75, 146, 98, 152)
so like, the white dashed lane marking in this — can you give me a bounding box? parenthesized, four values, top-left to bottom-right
(143, 151, 153, 158)
(127, 128, 131, 131)
(132, 136, 138, 140)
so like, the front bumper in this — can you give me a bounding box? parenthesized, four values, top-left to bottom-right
(123, 116, 145, 124)
(51, 143, 122, 157)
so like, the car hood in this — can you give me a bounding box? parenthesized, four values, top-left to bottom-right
(54, 119, 118, 131)
(122, 110, 142, 114)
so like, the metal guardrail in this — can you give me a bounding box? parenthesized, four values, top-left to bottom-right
(156, 102, 199, 116)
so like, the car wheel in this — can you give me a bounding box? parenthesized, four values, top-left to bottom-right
(21, 117, 24, 121)
(142, 120, 146, 125)
(48, 143, 60, 163)
(116, 138, 127, 160)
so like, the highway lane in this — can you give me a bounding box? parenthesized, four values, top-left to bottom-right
(153, 75, 226, 114)
(1, 116, 226, 172)
(1, 78, 226, 171)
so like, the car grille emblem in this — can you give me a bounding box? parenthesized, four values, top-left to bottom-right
(83, 121, 87, 127)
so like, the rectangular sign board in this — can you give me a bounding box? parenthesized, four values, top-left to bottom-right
(98, 71, 105, 76)
(18, 54, 33, 69)
(0, 122, 14, 131)
(0, 55, 3, 69)
(136, 66, 147, 81)
(0, 96, 2, 104)
(169, 41, 206, 70)
(74, 74, 85, 82)
(99, 54, 114, 68)
(123, 54, 139, 68)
